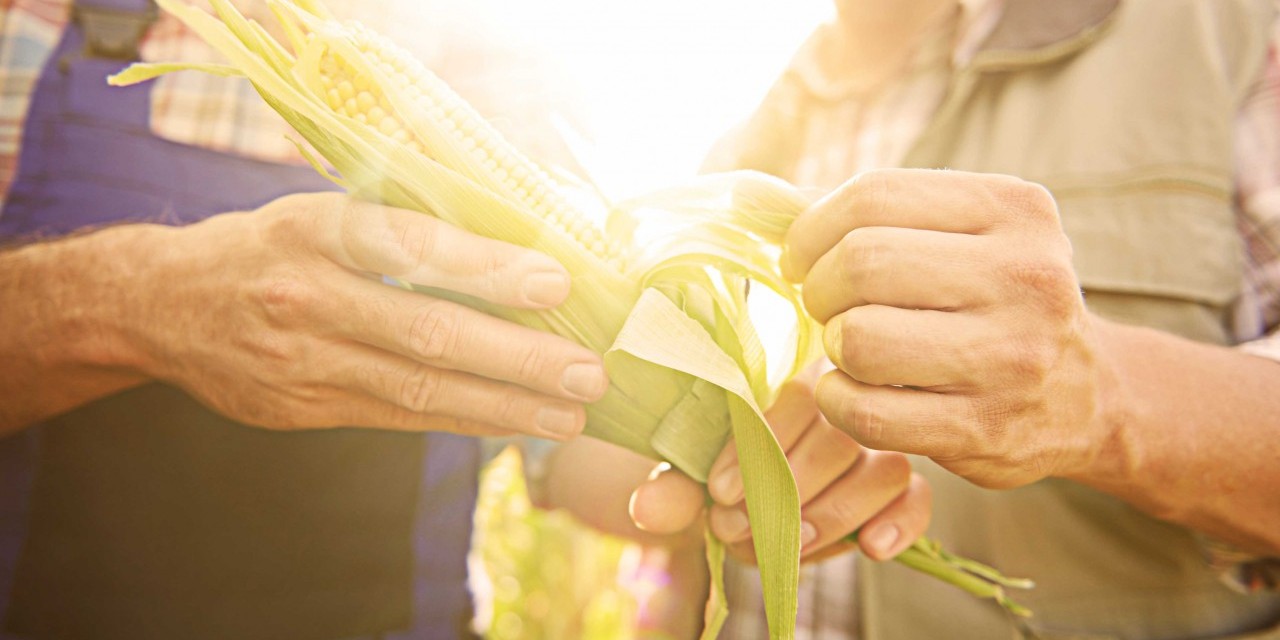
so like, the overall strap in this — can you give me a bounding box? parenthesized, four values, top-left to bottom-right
(73, 0, 156, 61)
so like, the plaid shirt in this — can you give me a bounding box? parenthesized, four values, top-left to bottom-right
(0, 0, 584, 200)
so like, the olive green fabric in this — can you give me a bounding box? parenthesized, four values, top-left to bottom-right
(863, 1, 1280, 638)
(731, 0, 1280, 637)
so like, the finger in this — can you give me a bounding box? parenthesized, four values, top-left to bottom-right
(366, 412, 520, 438)
(629, 464, 706, 535)
(306, 393, 522, 437)
(815, 371, 970, 459)
(858, 472, 933, 561)
(802, 227, 997, 322)
(316, 196, 573, 308)
(725, 538, 760, 566)
(783, 169, 1054, 280)
(787, 415, 864, 504)
(823, 305, 998, 389)
(798, 449, 912, 556)
(330, 278, 608, 401)
(341, 343, 588, 440)
(800, 537, 859, 565)
(707, 379, 821, 505)
(708, 502, 753, 545)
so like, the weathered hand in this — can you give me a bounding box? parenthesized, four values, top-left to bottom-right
(785, 169, 1115, 489)
(129, 193, 608, 438)
(630, 369, 932, 564)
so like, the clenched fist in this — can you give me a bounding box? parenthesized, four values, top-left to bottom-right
(785, 169, 1118, 489)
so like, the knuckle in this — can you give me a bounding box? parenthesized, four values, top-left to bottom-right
(994, 178, 1059, 223)
(333, 193, 363, 223)
(335, 197, 365, 254)
(824, 495, 869, 534)
(1006, 336, 1057, 382)
(1021, 182, 1059, 220)
(515, 343, 551, 383)
(476, 251, 512, 297)
(395, 216, 440, 267)
(251, 331, 295, 365)
(398, 365, 442, 413)
(281, 190, 340, 229)
(263, 193, 325, 243)
(259, 273, 317, 322)
(845, 393, 886, 447)
(490, 393, 529, 427)
(999, 257, 1078, 304)
(839, 227, 885, 278)
(851, 170, 893, 219)
(408, 305, 463, 362)
(836, 314, 878, 381)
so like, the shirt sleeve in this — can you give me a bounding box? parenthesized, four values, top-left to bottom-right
(0, 0, 73, 209)
(1233, 21, 1280, 362)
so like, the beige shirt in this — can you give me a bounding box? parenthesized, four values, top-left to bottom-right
(716, 1, 1280, 637)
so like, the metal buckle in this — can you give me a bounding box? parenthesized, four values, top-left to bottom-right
(73, 2, 158, 61)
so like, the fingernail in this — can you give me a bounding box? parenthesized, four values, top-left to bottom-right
(523, 271, 570, 307)
(863, 524, 901, 557)
(710, 466, 743, 504)
(561, 363, 608, 401)
(536, 405, 581, 439)
(800, 521, 818, 548)
(823, 321, 844, 369)
(715, 509, 751, 542)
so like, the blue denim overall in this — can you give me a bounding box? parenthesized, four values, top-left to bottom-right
(0, 1, 480, 638)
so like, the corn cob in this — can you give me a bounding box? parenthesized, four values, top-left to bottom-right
(110, 1, 1034, 636)
(308, 22, 626, 271)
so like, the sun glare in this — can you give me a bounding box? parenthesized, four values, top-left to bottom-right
(404, 0, 832, 199)
(395, 0, 832, 374)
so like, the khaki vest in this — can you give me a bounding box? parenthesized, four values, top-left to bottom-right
(732, 0, 1280, 637)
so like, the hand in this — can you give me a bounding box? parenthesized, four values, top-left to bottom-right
(785, 169, 1115, 489)
(629, 369, 932, 564)
(127, 193, 608, 438)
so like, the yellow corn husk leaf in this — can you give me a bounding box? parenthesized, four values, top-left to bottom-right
(702, 524, 729, 640)
(109, 0, 1033, 633)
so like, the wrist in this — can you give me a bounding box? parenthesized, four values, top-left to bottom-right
(0, 225, 165, 430)
(1059, 314, 1143, 491)
(49, 224, 176, 377)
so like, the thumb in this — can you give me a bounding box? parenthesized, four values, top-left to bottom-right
(629, 463, 706, 535)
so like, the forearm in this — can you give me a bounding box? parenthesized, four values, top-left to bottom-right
(0, 225, 161, 434)
(1073, 315, 1280, 554)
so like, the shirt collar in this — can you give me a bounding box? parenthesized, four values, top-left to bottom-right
(788, 0, 1122, 100)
